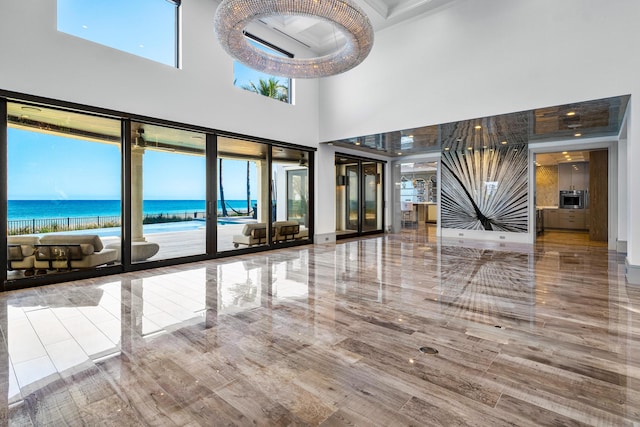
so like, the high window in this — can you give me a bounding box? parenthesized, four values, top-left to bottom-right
(57, 0, 181, 67)
(234, 34, 292, 104)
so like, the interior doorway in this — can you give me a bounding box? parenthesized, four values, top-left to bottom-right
(393, 160, 439, 236)
(534, 148, 608, 244)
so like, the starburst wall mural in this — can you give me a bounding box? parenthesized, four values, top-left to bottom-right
(441, 144, 528, 232)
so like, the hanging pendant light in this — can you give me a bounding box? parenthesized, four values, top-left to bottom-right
(214, 0, 374, 79)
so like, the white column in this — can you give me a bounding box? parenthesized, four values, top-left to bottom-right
(256, 160, 270, 223)
(131, 147, 146, 242)
(617, 134, 628, 253)
(626, 98, 640, 284)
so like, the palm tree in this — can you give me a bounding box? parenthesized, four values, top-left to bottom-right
(219, 158, 228, 217)
(242, 77, 289, 103)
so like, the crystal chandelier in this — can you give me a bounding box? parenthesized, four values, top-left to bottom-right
(214, 0, 374, 79)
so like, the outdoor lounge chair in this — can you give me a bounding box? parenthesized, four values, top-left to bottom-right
(33, 234, 117, 271)
(232, 223, 268, 248)
(7, 236, 39, 276)
(273, 221, 308, 242)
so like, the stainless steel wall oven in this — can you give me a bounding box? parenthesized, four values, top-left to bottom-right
(559, 190, 586, 209)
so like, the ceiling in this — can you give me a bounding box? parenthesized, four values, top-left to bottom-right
(535, 151, 590, 166)
(326, 95, 630, 157)
(243, 0, 458, 56)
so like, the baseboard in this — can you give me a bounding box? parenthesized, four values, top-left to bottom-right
(617, 240, 628, 254)
(626, 258, 640, 285)
(440, 228, 531, 244)
(314, 233, 336, 244)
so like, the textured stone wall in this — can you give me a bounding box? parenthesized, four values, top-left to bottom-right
(535, 165, 558, 207)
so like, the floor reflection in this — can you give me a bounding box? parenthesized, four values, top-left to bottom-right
(0, 233, 637, 425)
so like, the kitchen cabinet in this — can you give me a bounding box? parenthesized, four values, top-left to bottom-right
(544, 209, 560, 228)
(544, 208, 588, 230)
(557, 209, 586, 229)
(427, 204, 437, 223)
(558, 162, 589, 191)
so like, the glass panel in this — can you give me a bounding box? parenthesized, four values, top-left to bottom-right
(130, 122, 206, 263)
(362, 162, 383, 232)
(6, 102, 121, 279)
(336, 157, 359, 236)
(335, 157, 359, 236)
(217, 137, 269, 252)
(273, 148, 310, 243)
(234, 38, 291, 104)
(57, 0, 179, 67)
(346, 165, 360, 231)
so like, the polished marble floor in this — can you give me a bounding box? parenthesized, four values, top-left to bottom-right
(0, 229, 638, 425)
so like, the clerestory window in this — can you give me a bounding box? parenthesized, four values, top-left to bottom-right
(57, 0, 181, 67)
(234, 33, 293, 104)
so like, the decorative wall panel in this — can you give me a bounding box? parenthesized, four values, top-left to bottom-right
(441, 144, 528, 232)
(535, 165, 558, 207)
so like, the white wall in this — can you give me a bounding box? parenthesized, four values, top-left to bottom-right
(318, 0, 640, 140)
(0, 0, 319, 146)
(316, 0, 640, 281)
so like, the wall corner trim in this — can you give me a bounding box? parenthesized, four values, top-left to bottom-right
(626, 258, 640, 285)
(617, 240, 627, 254)
(314, 233, 336, 244)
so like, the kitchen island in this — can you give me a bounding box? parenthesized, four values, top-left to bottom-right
(413, 202, 437, 223)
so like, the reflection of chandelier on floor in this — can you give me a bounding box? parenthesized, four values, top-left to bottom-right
(214, 0, 374, 79)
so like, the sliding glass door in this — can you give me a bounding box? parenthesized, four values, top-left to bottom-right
(2, 95, 314, 289)
(5, 101, 122, 281)
(129, 122, 206, 263)
(362, 161, 383, 232)
(335, 155, 384, 238)
(216, 137, 271, 253)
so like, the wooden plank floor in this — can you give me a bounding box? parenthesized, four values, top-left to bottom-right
(0, 228, 638, 426)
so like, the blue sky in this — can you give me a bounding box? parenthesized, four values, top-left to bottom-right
(234, 40, 291, 96)
(28, 1, 269, 201)
(57, 0, 177, 66)
(58, 0, 290, 93)
(8, 129, 256, 201)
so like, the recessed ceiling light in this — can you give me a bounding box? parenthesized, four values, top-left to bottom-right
(566, 111, 576, 116)
(562, 151, 568, 154)
(397, 152, 402, 155)
(574, 133, 582, 137)
(408, 135, 414, 138)
(567, 158, 572, 161)
(355, 141, 361, 145)
(474, 125, 482, 129)
(501, 141, 507, 145)
(483, 145, 488, 148)
(444, 147, 450, 151)
(467, 147, 472, 150)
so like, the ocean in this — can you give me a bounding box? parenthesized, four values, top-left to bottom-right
(7, 200, 257, 221)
